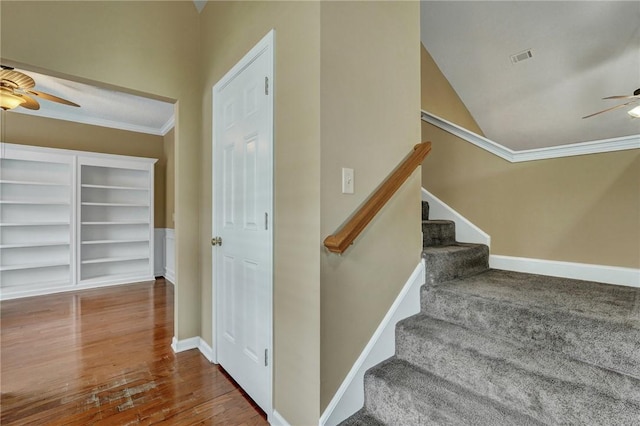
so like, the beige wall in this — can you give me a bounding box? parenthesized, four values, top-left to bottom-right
(319, 1, 421, 410)
(199, 2, 321, 424)
(421, 45, 640, 268)
(3, 114, 167, 227)
(1, 1, 202, 340)
(164, 128, 175, 229)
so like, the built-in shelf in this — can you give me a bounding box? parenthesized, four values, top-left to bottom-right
(81, 184, 148, 191)
(1, 142, 156, 300)
(0, 242, 70, 249)
(81, 256, 149, 265)
(0, 200, 71, 205)
(78, 160, 155, 285)
(81, 202, 148, 207)
(0, 180, 70, 187)
(0, 222, 70, 227)
(0, 261, 70, 272)
(81, 221, 149, 225)
(81, 239, 149, 245)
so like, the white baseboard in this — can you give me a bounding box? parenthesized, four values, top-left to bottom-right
(421, 188, 490, 246)
(171, 336, 200, 353)
(319, 262, 425, 426)
(171, 336, 217, 363)
(490, 255, 640, 288)
(271, 410, 292, 426)
(198, 338, 215, 363)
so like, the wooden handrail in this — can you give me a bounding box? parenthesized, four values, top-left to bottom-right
(324, 141, 432, 254)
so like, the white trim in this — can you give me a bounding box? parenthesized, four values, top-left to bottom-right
(170, 336, 217, 363)
(171, 336, 200, 353)
(421, 188, 490, 246)
(154, 228, 166, 276)
(320, 262, 425, 426)
(15, 108, 175, 137)
(159, 115, 175, 136)
(164, 228, 176, 284)
(1, 142, 158, 164)
(198, 338, 215, 362)
(490, 255, 640, 288)
(421, 110, 640, 162)
(271, 410, 292, 426)
(0, 276, 154, 301)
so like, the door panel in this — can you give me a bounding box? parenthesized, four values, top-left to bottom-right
(212, 32, 273, 415)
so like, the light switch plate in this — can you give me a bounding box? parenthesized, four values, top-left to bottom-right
(342, 167, 354, 194)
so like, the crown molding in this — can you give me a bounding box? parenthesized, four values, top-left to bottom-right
(421, 110, 640, 163)
(14, 108, 173, 137)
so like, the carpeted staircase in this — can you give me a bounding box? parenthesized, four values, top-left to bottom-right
(340, 201, 640, 425)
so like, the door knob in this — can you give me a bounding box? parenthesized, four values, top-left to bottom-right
(211, 237, 222, 246)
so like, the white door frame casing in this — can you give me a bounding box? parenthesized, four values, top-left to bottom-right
(211, 29, 275, 418)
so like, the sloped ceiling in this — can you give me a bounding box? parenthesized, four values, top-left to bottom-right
(421, 1, 640, 150)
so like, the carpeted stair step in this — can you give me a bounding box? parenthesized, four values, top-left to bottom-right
(362, 358, 542, 426)
(421, 269, 640, 378)
(421, 200, 429, 221)
(396, 314, 640, 424)
(337, 408, 385, 426)
(422, 243, 489, 285)
(422, 220, 456, 247)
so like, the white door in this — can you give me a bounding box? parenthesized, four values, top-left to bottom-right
(212, 30, 273, 415)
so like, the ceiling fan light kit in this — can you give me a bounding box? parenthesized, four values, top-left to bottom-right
(0, 87, 26, 110)
(628, 105, 640, 118)
(0, 67, 80, 111)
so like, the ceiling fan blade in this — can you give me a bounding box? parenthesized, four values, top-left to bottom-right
(582, 100, 636, 119)
(19, 94, 41, 110)
(26, 89, 80, 107)
(602, 95, 640, 100)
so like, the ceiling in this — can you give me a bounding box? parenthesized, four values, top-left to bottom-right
(421, 1, 640, 150)
(4, 68, 175, 136)
(3, 2, 638, 149)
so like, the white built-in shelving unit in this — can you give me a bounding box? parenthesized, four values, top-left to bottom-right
(0, 143, 156, 300)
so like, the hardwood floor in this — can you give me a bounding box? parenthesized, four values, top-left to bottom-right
(0, 279, 268, 425)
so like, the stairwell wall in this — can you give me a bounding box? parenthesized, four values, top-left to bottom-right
(420, 44, 640, 269)
(320, 1, 422, 412)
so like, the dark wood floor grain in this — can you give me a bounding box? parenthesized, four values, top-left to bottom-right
(0, 279, 268, 425)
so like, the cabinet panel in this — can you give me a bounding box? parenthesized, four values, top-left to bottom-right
(81, 187, 149, 204)
(0, 224, 70, 245)
(81, 205, 149, 222)
(1, 245, 70, 267)
(81, 259, 149, 281)
(1, 183, 70, 203)
(81, 165, 148, 188)
(81, 223, 149, 241)
(1, 265, 71, 289)
(1, 204, 70, 223)
(81, 241, 149, 261)
(0, 158, 70, 184)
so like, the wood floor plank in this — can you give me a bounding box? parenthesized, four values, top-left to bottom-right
(0, 279, 268, 425)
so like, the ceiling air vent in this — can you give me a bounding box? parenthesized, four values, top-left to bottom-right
(510, 49, 533, 64)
